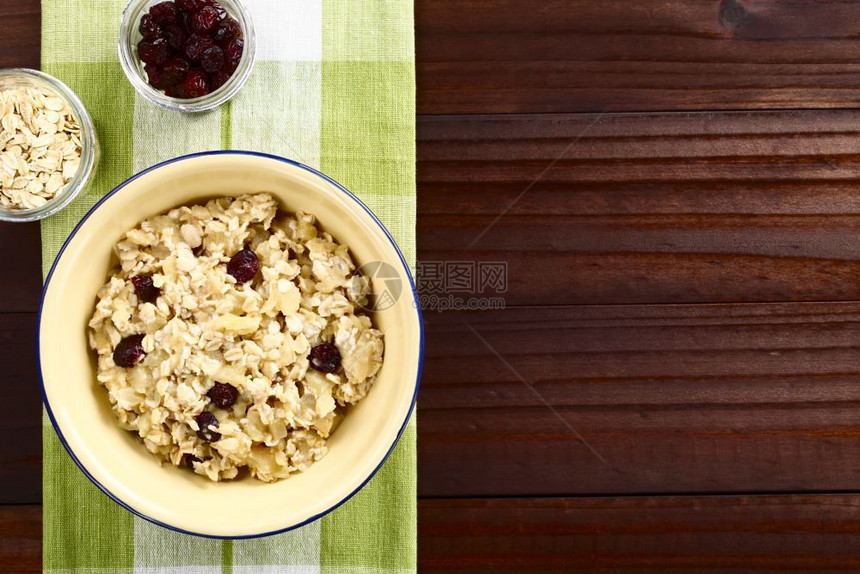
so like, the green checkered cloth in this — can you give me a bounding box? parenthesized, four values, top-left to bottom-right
(40, 1, 416, 571)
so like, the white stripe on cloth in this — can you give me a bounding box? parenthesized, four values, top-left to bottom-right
(227, 4, 324, 564)
(230, 61, 322, 168)
(242, 0, 323, 62)
(131, 90, 225, 572)
(233, 568, 319, 574)
(129, 1, 324, 569)
(131, 92, 224, 172)
(232, 519, 321, 573)
(133, 516, 223, 573)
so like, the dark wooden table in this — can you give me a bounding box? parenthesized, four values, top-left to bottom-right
(6, 1, 860, 571)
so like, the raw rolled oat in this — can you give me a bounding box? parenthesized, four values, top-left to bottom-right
(0, 83, 81, 210)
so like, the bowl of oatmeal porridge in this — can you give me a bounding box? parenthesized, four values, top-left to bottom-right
(38, 151, 422, 538)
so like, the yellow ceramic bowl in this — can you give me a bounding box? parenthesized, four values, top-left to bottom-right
(39, 151, 422, 538)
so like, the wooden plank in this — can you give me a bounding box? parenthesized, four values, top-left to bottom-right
(0, 0, 40, 70)
(417, 0, 860, 114)
(419, 303, 860, 497)
(418, 111, 860, 305)
(0, 506, 40, 573)
(0, 0, 44, 316)
(419, 495, 860, 573)
(0, 224, 43, 314)
(0, 315, 41, 504)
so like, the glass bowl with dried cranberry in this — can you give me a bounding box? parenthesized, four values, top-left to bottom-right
(118, 0, 255, 112)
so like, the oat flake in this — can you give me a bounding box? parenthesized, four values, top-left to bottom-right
(0, 83, 82, 210)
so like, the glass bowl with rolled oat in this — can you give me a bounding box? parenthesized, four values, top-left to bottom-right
(0, 69, 98, 222)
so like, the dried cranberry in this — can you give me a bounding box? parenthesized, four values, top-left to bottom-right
(207, 382, 239, 409)
(196, 0, 228, 21)
(183, 34, 215, 61)
(209, 70, 231, 90)
(162, 23, 186, 51)
(213, 17, 241, 45)
(144, 64, 166, 89)
(179, 10, 192, 33)
(139, 0, 238, 99)
(309, 343, 341, 373)
(161, 57, 190, 86)
(176, 0, 203, 13)
(181, 453, 202, 468)
(227, 249, 259, 283)
(113, 335, 146, 368)
(223, 36, 243, 73)
(149, 1, 178, 25)
(211, 23, 227, 43)
(191, 6, 220, 34)
(199, 45, 224, 73)
(179, 69, 210, 98)
(131, 274, 160, 303)
(194, 412, 220, 442)
(138, 37, 170, 65)
(210, 1, 228, 22)
(139, 14, 163, 40)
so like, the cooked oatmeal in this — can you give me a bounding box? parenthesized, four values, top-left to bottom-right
(88, 193, 384, 482)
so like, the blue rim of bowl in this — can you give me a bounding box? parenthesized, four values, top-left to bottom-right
(37, 150, 424, 539)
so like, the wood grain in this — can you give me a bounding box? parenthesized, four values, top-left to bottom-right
(0, 224, 43, 314)
(0, 0, 43, 317)
(417, 0, 860, 114)
(419, 303, 860, 497)
(0, 314, 41, 504)
(419, 111, 860, 305)
(0, 0, 45, 517)
(0, 1, 40, 70)
(0, 506, 40, 574)
(420, 495, 860, 573)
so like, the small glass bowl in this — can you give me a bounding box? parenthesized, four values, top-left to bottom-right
(0, 69, 100, 223)
(118, 0, 256, 113)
